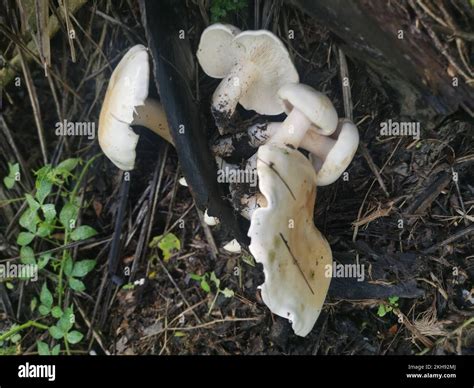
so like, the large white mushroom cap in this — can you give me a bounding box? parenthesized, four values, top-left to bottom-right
(248, 144, 332, 336)
(197, 26, 299, 130)
(229, 30, 299, 115)
(196, 23, 241, 78)
(98, 45, 150, 171)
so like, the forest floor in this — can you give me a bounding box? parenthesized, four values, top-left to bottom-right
(0, 0, 473, 355)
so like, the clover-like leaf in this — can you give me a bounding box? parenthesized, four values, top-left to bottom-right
(66, 330, 83, 345)
(68, 278, 85, 292)
(19, 208, 40, 233)
(149, 233, 181, 262)
(40, 282, 53, 309)
(35, 179, 53, 204)
(221, 288, 234, 298)
(49, 326, 64, 340)
(58, 308, 75, 333)
(20, 246, 36, 265)
(37, 341, 50, 355)
(59, 201, 79, 231)
(3, 162, 19, 189)
(17, 232, 35, 246)
(51, 306, 63, 319)
(41, 204, 56, 222)
(70, 226, 97, 241)
(71, 260, 96, 278)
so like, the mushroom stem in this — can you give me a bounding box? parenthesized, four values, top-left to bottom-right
(133, 98, 174, 144)
(303, 130, 336, 160)
(211, 63, 257, 130)
(269, 108, 312, 148)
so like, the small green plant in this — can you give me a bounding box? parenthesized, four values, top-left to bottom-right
(3, 162, 20, 189)
(377, 296, 400, 317)
(210, 0, 247, 23)
(149, 232, 181, 262)
(0, 156, 99, 355)
(190, 271, 234, 315)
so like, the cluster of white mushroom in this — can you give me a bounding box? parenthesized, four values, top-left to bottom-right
(197, 24, 359, 337)
(97, 26, 359, 337)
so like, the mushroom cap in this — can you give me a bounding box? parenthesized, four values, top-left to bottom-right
(204, 209, 220, 226)
(248, 143, 332, 337)
(223, 239, 241, 253)
(310, 118, 359, 186)
(196, 23, 241, 78)
(232, 30, 299, 115)
(98, 44, 150, 170)
(278, 83, 338, 135)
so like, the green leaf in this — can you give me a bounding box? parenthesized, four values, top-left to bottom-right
(68, 278, 85, 292)
(210, 271, 220, 288)
(19, 208, 40, 233)
(63, 254, 73, 277)
(30, 297, 38, 312)
(189, 273, 202, 281)
(3, 162, 19, 189)
(51, 306, 63, 318)
(41, 204, 56, 222)
(35, 222, 54, 238)
(377, 304, 387, 317)
(71, 260, 96, 278)
(58, 308, 75, 333)
(49, 326, 64, 340)
(34, 165, 50, 179)
(55, 158, 79, 173)
(59, 201, 79, 231)
(66, 330, 83, 344)
(37, 341, 50, 355)
(3, 176, 15, 189)
(70, 225, 97, 241)
(221, 288, 234, 298)
(37, 253, 51, 270)
(200, 279, 211, 293)
(17, 232, 35, 246)
(40, 282, 53, 308)
(51, 344, 60, 356)
(25, 193, 40, 211)
(150, 233, 181, 262)
(35, 179, 53, 204)
(388, 296, 399, 306)
(20, 246, 36, 265)
(10, 333, 21, 343)
(38, 304, 50, 316)
(241, 254, 255, 267)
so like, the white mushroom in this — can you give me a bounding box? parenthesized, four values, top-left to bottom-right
(196, 23, 241, 78)
(223, 239, 241, 253)
(213, 118, 359, 186)
(197, 26, 299, 131)
(270, 83, 338, 148)
(204, 209, 220, 226)
(98, 45, 173, 171)
(308, 119, 359, 186)
(248, 143, 332, 337)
